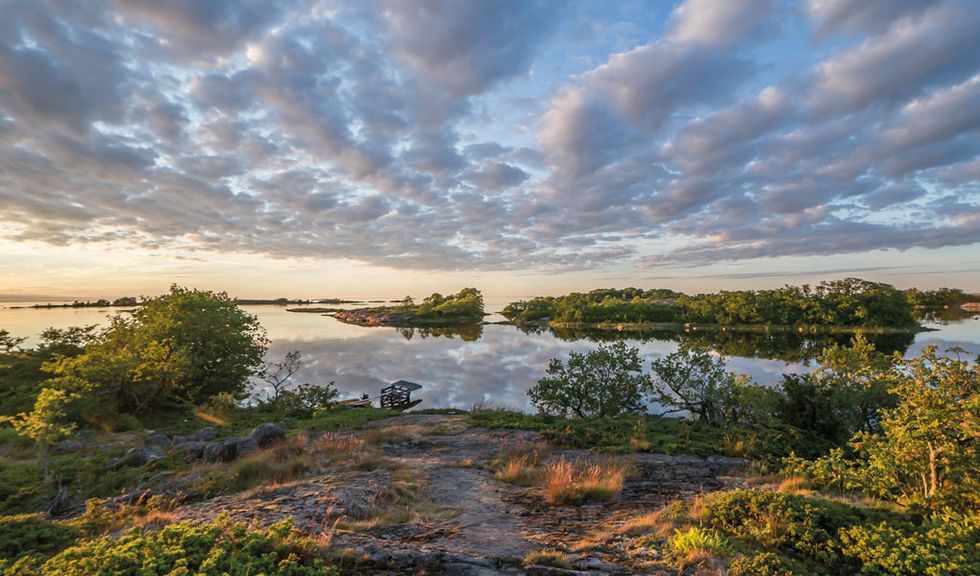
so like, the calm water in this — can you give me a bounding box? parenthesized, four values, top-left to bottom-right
(2, 298, 978, 411)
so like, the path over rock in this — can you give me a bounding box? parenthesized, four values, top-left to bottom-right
(173, 415, 747, 575)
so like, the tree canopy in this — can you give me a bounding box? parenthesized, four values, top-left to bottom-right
(44, 286, 268, 414)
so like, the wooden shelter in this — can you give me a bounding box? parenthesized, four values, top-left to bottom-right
(380, 380, 423, 410)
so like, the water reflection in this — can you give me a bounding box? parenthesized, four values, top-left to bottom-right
(396, 324, 484, 342)
(3, 301, 977, 412)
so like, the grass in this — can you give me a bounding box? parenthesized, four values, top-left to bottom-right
(667, 526, 733, 570)
(335, 468, 452, 531)
(469, 409, 830, 461)
(620, 502, 686, 538)
(492, 444, 548, 486)
(543, 456, 629, 505)
(523, 549, 572, 569)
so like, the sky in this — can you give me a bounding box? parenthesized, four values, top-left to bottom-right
(0, 0, 978, 300)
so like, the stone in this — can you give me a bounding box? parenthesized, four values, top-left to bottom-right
(53, 439, 86, 453)
(145, 433, 171, 449)
(192, 427, 217, 442)
(174, 440, 209, 460)
(118, 445, 166, 467)
(204, 437, 259, 463)
(250, 422, 286, 447)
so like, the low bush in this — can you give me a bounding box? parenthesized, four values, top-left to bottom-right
(16, 515, 338, 576)
(666, 526, 732, 569)
(704, 489, 867, 565)
(0, 514, 79, 565)
(838, 512, 979, 576)
(727, 552, 798, 576)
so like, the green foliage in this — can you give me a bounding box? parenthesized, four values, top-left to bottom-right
(0, 330, 27, 354)
(0, 514, 80, 564)
(0, 353, 49, 417)
(469, 409, 827, 460)
(778, 373, 848, 443)
(44, 286, 268, 415)
(705, 489, 866, 569)
(37, 325, 99, 356)
(785, 347, 979, 509)
(528, 342, 647, 418)
(816, 334, 895, 435)
(705, 489, 979, 576)
(274, 382, 339, 418)
(505, 279, 919, 328)
(667, 526, 732, 560)
(20, 516, 338, 576)
(414, 287, 484, 322)
(648, 345, 744, 425)
(904, 287, 969, 308)
(838, 511, 979, 576)
(727, 552, 798, 576)
(0, 388, 78, 481)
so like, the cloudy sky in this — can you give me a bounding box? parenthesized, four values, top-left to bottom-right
(1, 0, 978, 300)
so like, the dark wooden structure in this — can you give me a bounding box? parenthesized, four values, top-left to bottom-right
(380, 380, 423, 410)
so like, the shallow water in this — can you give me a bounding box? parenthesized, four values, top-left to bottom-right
(2, 299, 977, 411)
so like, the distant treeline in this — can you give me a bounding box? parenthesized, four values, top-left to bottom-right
(21, 297, 141, 309)
(502, 279, 973, 329)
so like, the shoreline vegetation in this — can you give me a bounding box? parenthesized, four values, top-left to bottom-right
(502, 279, 978, 334)
(328, 287, 486, 328)
(10, 297, 371, 309)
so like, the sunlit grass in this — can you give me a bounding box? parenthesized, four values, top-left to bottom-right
(543, 456, 629, 505)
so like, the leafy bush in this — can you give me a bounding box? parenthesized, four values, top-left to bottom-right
(838, 512, 980, 576)
(528, 342, 647, 418)
(704, 489, 865, 567)
(666, 526, 732, 562)
(25, 515, 337, 576)
(728, 552, 798, 576)
(0, 514, 79, 564)
(44, 286, 268, 415)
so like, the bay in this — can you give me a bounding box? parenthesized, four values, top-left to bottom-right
(2, 297, 977, 411)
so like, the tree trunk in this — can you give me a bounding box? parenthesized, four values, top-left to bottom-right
(41, 441, 50, 484)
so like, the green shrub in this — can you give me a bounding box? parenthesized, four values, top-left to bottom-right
(29, 515, 337, 576)
(666, 526, 732, 561)
(728, 552, 797, 576)
(838, 512, 980, 576)
(0, 514, 79, 563)
(704, 489, 865, 567)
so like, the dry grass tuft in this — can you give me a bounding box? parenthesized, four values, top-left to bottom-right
(777, 475, 810, 494)
(619, 505, 683, 539)
(543, 456, 629, 505)
(523, 549, 572, 569)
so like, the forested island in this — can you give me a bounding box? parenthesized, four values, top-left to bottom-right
(331, 287, 485, 327)
(502, 278, 976, 332)
(13, 297, 141, 309)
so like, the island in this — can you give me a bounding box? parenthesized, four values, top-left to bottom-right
(331, 287, 485, 327)
(501, 279, 971, 334)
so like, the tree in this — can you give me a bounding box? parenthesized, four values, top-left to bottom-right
(259, 350, 303, 402)
(0, 329, 27, 353)
(855, 347, 979, 507)
(817, 334, 895, 434)
(1, 388, 78, 482)
(38, 325, 99, 356)
(528, 342, 647, 418)
(44, 286, 268, 414)
(648, 345, 740, 425)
